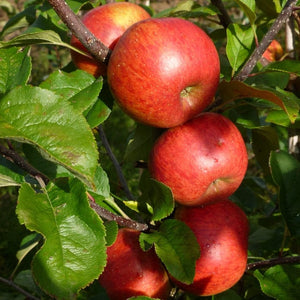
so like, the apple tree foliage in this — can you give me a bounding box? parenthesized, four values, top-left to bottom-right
(0, 0, 300, 299)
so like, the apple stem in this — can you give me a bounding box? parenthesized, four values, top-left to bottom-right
(235, 0, 298, 81)
(48, 0, 111, 64)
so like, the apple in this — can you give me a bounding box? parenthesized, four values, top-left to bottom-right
(98, 228, 171, 300)
(262, 39, 284, 62)
(70, 3, 150, 77)
(107, 17, 220, 128)
(173, 199, 249, 296)
(148, 112, 248, 206)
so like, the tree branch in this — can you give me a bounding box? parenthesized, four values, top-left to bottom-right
(246, 256, 300, 271)
(47, 0, 111, 64)
(0, 143, 49, 184)
(211, 0, 232, 28)
(0, 140, 147, 230)
(97, 125, 135, 200)
(0, 276, 40, 300)
(235, 0, 298, 81)
(89, 198, 148, 231)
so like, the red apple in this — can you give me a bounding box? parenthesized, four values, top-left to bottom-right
(262, 39, 284, 62)
(107, 17, 220, 128)
(148, 112, 248, 206)
(98, 228, 171, 300)
(70, 3, 150, 77)
(173, 199, 249, 296)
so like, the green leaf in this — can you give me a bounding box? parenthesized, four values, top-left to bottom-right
(254, 264, 300, 300)
(171, 0, 194, 13)
(12, 234, 42, 279)
(16, 233, 41, 264)
(218, 80, 299, 123)
(233, 0, 256, 25)
(139, 219, 200, 284)
(124, 124, 162, 163)
(22, 144, 72, 180)
(67, 0, 97, 14)
(84, 80, 113, 128)
(85, 97, 111, 128)
(155, 1, 218, 18)
(0, 155, 26, 187)
(0, 47, 31, 95)
(256, 0, 280, 18)
(248, 226, 283, 257)
(138, 171, 174, 221)
(0, 85, 98, 187)
(252, 126, 279, 180)
(16, 179, 107, 299)
(263, 60, 300, 77)
(14, 270, 41, 296)
(0, 6, 36, 39)
(246, 71, 290, 89)
(104, 221, 118, 247)
(265, 110, 291, 127)
(270, 150, 300, 238)
(40, 70, 103, 113)
(226, 24, 254, 74)
(92, 165, 110, 198)
(25, 12, 68, 41)
(230, 103, 261, 128)
(0, 30, 88, 56)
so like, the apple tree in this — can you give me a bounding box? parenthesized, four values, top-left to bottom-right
(0, 0, 300, 299)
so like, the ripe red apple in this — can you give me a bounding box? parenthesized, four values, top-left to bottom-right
(148, 112, 248, 206)
(70, 3, 150, 77)
(173, 199, 249, 296)
(98, 228, 171, 300)
(262, 39, 284, 62)
(107, 17, 220, 128)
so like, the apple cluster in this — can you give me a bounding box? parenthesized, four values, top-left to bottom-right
(71, 2, 249, 299)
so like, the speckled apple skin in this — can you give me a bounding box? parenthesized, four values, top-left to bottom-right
(98, 228, 171, 300)
(107, 17, 220, 128)
(173, 199, 249, 296)
(149, 112, 248, 206)
(70, 3, 150, 77)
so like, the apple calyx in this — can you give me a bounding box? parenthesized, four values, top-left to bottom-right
(202, 176, 236, 199)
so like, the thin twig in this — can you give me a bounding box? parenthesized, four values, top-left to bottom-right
(97, 125, 135, 200)
(47, 0, 111, 64)
(0, 143, 49, 184)
(246, 256, 300, 271)
(235, 0, 298, 81)
(0, 276, 40, 300)
(89, 199, 148, 231)
(211, 0, 232, 28)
